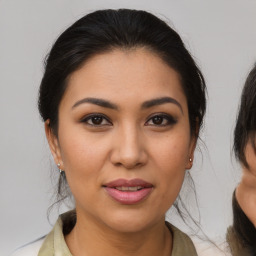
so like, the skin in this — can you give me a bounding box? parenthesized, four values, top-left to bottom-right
(45, 48, 196, 256)
(236, 141, 256, 227)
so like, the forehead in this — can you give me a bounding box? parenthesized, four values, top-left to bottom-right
(62, 48, 187, 109)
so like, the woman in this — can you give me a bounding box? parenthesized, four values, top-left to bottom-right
(227, 64, 256, 255)
(12, 9, 206, 255)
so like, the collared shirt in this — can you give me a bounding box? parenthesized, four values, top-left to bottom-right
(36, 211, 198, 256)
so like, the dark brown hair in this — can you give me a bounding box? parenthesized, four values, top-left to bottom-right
(38, 9, 206, 137)
(231, 64, 256, 254)
(234, 63, 256, 167)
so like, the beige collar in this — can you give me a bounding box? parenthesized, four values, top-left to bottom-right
(38, 211, 198, 256)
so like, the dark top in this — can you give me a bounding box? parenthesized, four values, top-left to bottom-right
(226, 191, 256, 256)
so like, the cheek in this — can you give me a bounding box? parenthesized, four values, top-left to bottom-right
(153, 133, 191, 171)
(57, 135, 109, 206)
(245, 144, 256, 173)
(57, 129, 110, 188)
(151, 134, 190, 200)
(58, 123, 108, 166)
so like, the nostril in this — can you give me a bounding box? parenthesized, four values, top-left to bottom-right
(114, 162, 122, 167)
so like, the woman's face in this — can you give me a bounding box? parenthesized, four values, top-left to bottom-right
(46, 48, 196, 233)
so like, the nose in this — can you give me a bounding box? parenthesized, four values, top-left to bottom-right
(110, 126, 148, 169)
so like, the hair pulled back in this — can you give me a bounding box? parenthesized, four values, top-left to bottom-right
(38, 9, 206, 137)
(39, 10, 207, 230)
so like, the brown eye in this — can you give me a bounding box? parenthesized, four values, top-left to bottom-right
(82, 114, 112, 126)
(91, 116, 103, 125)
(152, 116, 164, 125)
(146, 114, 177, 126)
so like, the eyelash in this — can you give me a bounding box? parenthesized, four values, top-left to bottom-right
(81, 114, 112, 126)
(145, 113, 177, 126)
(80, 113, 177, 127)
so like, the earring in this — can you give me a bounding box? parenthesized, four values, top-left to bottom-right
(57, 163, 64, 174)
(189, 158, 192, 162)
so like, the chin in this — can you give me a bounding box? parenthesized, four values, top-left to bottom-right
(102, 210, 161, 234)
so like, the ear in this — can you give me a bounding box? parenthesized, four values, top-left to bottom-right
(186, 134, 197, 170)
(45, 119, 64, 168)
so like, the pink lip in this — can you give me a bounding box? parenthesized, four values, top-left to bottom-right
(103, 179, 153, 205)
(105, 179, 153, 188)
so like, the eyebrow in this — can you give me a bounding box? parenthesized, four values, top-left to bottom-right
(72, 97, 118, 110)
(72, 96, 183, 113)
(142, 97, 183, 113)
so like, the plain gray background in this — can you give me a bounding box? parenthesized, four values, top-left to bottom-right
(1, 0, 256, 255)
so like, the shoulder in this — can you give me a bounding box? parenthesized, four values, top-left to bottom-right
(227, 190, 256, 255)
(167, 223, 194, 246)
(167, 223, 230, 256)
(226, 226, 253, 256)
(10, 237, 45, 256)
(166, 222, 198, 255)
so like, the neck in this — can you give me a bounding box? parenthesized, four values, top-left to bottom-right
(65, 211, 172, 256)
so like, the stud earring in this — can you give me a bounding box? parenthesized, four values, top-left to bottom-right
(57, 163, 64, 174)
(189, 158, 192, 162)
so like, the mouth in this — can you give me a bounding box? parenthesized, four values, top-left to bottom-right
(114, 186, 144, 191)
(103, 179, 153, 205)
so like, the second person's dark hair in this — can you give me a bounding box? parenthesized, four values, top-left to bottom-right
(234, 63, 256, 167)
